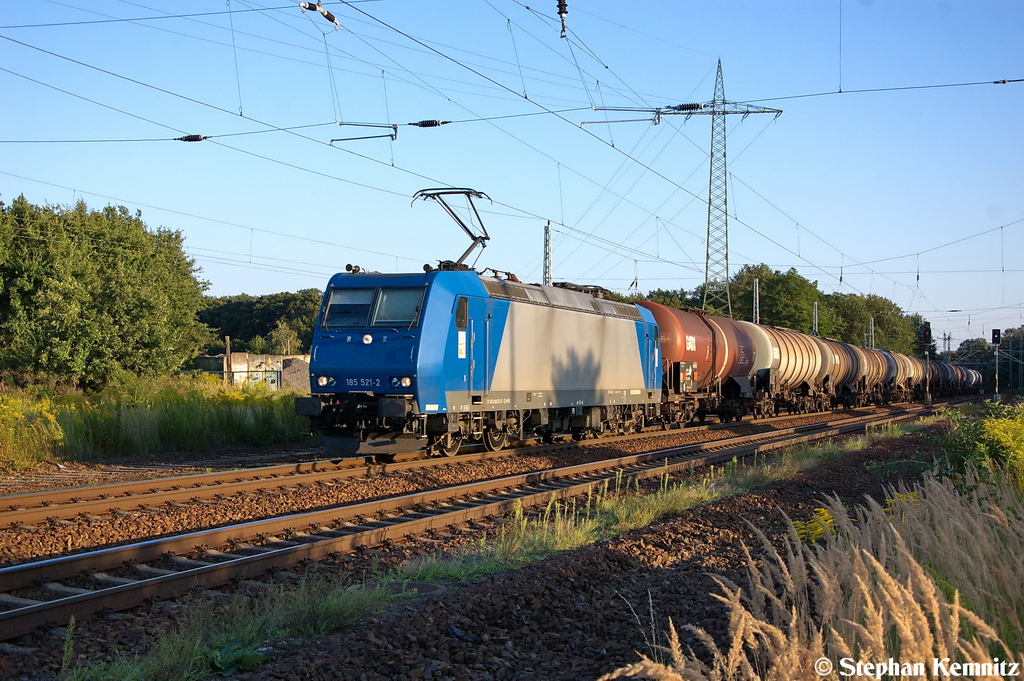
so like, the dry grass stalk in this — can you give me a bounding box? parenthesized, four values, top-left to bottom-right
(599, 468, 1021, 681)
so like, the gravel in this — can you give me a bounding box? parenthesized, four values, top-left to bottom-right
(0, 423, 945, 681)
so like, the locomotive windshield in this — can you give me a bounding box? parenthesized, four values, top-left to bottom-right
(322, 287, 425, 328)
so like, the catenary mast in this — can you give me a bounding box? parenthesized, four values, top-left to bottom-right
(592, 60, 780, 317)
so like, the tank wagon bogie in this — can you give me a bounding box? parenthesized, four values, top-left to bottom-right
(298, 270, 977, 460)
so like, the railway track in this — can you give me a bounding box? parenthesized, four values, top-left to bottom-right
(0, 404, 935, 641)
(0, 404, 932, 528)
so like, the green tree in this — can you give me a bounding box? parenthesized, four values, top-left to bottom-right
(821, 292, 917, 353)
(268, 321, 300, 355)
(201, 289, 321, 353)
(823, 292, 871, 345)
(954, 338, 994, 386)
(248, 335, 269, 354)
(0, 196, 211, 387)
(642, 288, 697, 309)
(729, 264, 833, 335)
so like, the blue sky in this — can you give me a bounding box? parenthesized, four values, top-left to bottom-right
(2, 1, 1022, 353)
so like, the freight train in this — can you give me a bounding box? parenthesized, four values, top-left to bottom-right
(295, 269, 980, 463)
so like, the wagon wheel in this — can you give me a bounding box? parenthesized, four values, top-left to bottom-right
(482, 428, 508, 452)
(434, 433, 461, 457)
(632, 414, 645, 433)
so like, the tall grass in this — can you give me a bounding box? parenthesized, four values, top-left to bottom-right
(61, 572, 390, 681)
(599, 467, 1024, 680)
(0, 374, 308, 470)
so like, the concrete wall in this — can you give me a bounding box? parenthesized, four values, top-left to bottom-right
(192, 353, 310, 390)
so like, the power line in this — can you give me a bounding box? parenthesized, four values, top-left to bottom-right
(0, 5, 289, 29)
(0, 37, 705, 278)
(740, 78, 1024, 105)
(7, 4, 1014, 308)
(0, 171, 424, 263)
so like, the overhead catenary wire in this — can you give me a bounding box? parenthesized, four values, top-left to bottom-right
(0, 34, 710, 277)
(741, 77, 1023, 105)
(5, 3, 1019, 317)
(15, 0, 620, 117)
(226, 0, 244, 115)
(0, 170, 425, 264)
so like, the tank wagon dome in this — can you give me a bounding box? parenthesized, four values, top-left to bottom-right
(903, 355, 926, 387)
(875, 350, 899, 385)
(636, 301, 716, 389)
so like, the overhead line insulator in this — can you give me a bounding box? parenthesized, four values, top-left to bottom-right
(407, 120, 451, 128)
(668, 103, 706, 112)
(175, 134, 210, 142)
(299, 1, 339, 28)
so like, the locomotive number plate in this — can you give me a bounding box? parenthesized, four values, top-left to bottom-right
(345, 378, 382, 387)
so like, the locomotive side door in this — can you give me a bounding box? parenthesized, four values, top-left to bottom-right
(466, 297, 492, 404)
(453, 296, 470, 399)
(451, 295, 490, 407)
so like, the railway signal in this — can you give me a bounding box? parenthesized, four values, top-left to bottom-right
(992, 328, 1001, 400)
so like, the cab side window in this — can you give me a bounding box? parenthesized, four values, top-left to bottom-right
(455, 297, 468, 330)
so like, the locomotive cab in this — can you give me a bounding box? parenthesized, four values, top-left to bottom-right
(294, 273, 437, 461)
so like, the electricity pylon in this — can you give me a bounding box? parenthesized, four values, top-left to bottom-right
(592, 60, 781, 317)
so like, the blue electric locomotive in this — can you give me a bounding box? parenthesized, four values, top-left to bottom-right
(295, 269, 662, 462)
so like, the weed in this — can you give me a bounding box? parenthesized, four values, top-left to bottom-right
(791, 507, 836, 543)
(207, 640, 269, 677)
(59, 571, 389, 680)
(600, 465, 1023, 681)
(58, 616, 76, 679)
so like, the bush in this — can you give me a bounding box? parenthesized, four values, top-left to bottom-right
(0, 375, 308, 469)
(939, 402, 1024, 482)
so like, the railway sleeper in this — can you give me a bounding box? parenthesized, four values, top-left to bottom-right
(0, 593, 41, 609)
(90, 572, 138, 587)
(199, 549, 252, 561)
(168, 556, 214, 570)
(40, 582, 92, 597)
(132, 565, 177, 578)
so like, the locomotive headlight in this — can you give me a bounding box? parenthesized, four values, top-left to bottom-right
(316, 376, 336, 387)
(362, 334, 373, 345)
(389, 376, 413, 389)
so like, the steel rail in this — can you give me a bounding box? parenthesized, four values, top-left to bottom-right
(0, 405, 917, 527)
(0, 406, 931, 641)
